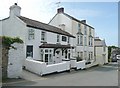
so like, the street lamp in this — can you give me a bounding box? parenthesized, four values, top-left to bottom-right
(116, 55, 120, 71)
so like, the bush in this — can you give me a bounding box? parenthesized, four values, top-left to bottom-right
(2, 36, 23, 48)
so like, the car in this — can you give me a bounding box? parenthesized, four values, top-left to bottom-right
(116, 55, 120, 60)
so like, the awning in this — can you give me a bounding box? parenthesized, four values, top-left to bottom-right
(39, 43, 74, 49)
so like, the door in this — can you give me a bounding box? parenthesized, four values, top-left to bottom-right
(26, 45, 33, 58)
(45, 54, 49, 64)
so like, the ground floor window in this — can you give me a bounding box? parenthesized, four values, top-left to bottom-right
(26, 45, 33, 58)
(40, 49, 53, 64)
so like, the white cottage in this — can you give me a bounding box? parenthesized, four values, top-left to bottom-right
(94, 37, 108, 65)
(1, 3, 75, 65)
(49, 7, 95, 64)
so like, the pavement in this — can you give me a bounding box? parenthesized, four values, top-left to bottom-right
(2, 62, 119, 86)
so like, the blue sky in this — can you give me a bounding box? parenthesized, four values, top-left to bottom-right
(60, 2, 118, 46)
(0, 0, 118, 46)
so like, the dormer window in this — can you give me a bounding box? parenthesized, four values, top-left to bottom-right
(28, 29, 35, 40)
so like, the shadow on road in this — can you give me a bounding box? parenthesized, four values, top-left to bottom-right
(2, 78, 37, 86)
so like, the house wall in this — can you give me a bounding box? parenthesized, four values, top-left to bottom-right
(2, 16, 28, 60)
(26, 26, 74, 60)
(49, 13, 72, 35)
(95, 46, 108, 65)
(49, 13, 95, 61)
(0, 21, 2, 36)
(2, 16, 26, 41)
(7, 43, 25, 78)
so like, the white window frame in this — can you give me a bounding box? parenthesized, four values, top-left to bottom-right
(28, 29, 35, 40)
(80, 35, 83, 46)
(57, 34, 60, 43)
(41, 31, 46, 42)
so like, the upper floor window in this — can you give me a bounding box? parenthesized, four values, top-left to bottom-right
(78, 23, 81, 32)
(41, 31, 46, 42)
(89, 37, 93, 46)
(103, 46, 106, 52)
(80, 35, 83, 45)
(84, 36, 87, 46)
(68, 37, 70, 44)
(89, 28, 92, 35)
(84, 26, 87, 35)
(57, 34, 60, 42)
(28, 29, 35, 40)
(77, 35, 80, 45)
(62, 36, 67, 42)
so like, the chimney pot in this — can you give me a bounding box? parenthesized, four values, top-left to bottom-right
(81, 20, 86, 23)
(15, 3, 17, 5)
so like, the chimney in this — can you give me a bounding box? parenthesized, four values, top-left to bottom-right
(81, 20, 86, 24)
(9, 3, 21, 17)
(57, 7, 64, 13)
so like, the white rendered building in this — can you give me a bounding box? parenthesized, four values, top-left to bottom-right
(49, 8, 95, 63)
(94, 37, 108, 65)
(1, 4, 75, 64)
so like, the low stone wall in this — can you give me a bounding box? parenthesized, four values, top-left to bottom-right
(25, 59, 70, 76)
(2, 43, 25, 78)
(2, 47, 8, 79)
(7, 43, 25, 78)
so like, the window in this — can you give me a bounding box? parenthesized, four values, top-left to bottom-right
(91, 52, 93, 60)
(28, 29, 35, 40)
(77, 52, 80, 57)
(84, 36, 87, 46)
(84, 25, 87, 35)
(62, 36, 67, 42)
(89, 52, 91, 61)
(89, 28, 92, 35)
(77, 35, 80, 45)
(57, 34, 60, 42)
(103, 46, 106, 52)
(80, 52, 83, 59)
(41, 31, 46, 42)
(91, 37, 93, 46)
(84, 51, 87, 60)
(80, 35, 83, 45)
(89, 37, 93, 46)
(68, 37, 70, 43)
(78, 23, 81, 32)
(26, 45, 33, 58)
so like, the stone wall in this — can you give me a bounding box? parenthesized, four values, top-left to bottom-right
(2, 43, 25, 79)
(2, 46, 8, 79)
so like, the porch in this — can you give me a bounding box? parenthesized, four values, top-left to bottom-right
(39, 43, 74, 65)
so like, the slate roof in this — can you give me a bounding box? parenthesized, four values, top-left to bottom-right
(18, 16, 75, 38)
(49, 13, 94, 29)
(39, 43, 74, 48)
(94, 38, 106, 47)
(63, 13, 94, 29)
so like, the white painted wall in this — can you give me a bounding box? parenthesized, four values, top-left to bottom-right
(49, 13, 72, 35)
(49, 12, 95, 62)
(7, 43, 25, 78)
(0, 21, 2, 36)
(25, 59, 70, 76)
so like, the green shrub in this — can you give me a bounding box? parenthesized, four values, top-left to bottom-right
(2, 36, 23, 48)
